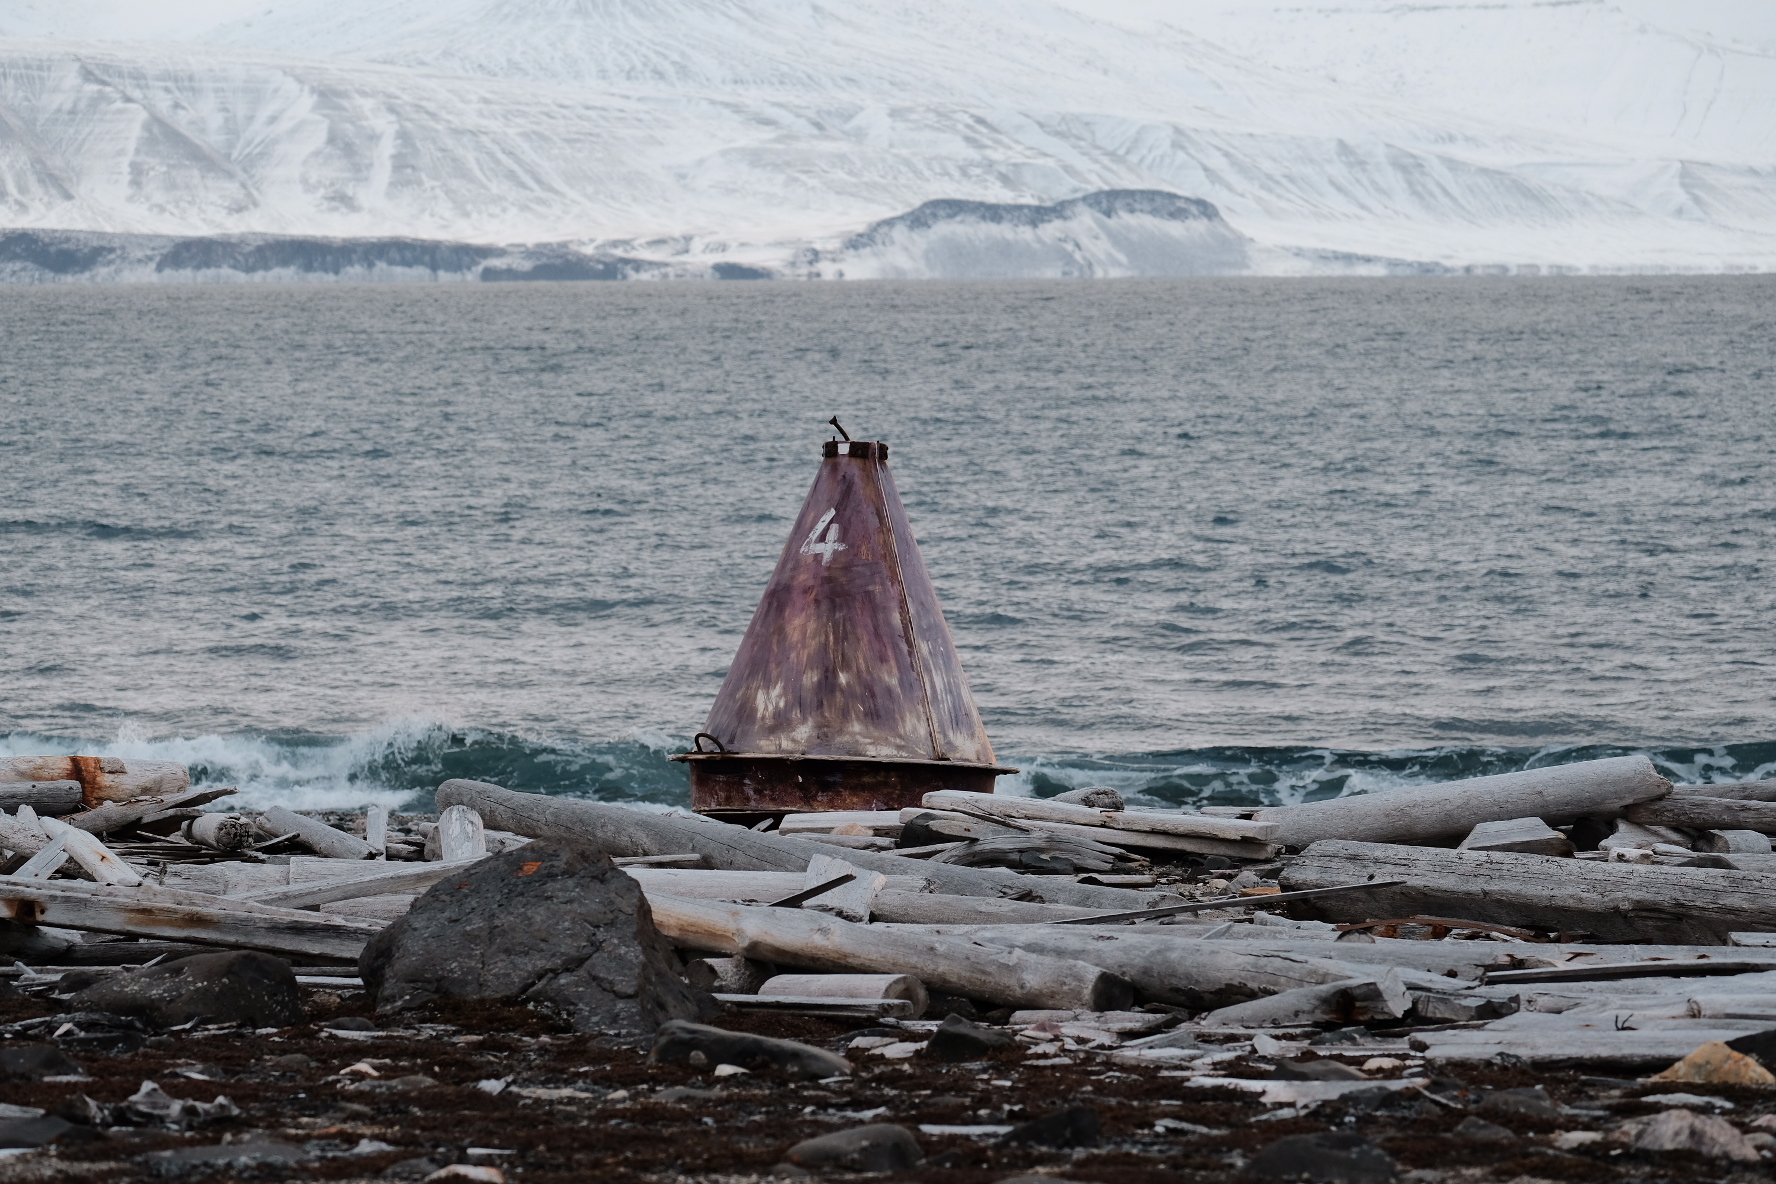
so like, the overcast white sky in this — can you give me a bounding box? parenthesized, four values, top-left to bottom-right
(3, 0, 1771, 52)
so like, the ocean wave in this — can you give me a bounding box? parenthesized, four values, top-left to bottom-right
(4, 721, 1773, 815)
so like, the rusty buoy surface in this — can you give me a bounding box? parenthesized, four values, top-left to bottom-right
(676, 437, 1013, 818)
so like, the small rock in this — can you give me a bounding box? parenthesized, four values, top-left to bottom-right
(1478, 1086, 1559, 1121)
(345, 1075, 439, 1093)
(651, 1020, 850, 1080)
(712, 1063, 749, 1078)
(324, 1016, 378, 1032)
(0, 1043, 83, 1080)
(785, 1124, 923, 1172)
(1309, 1027, 1369, 1046)
(265, 1053, 315, 1071)
(1553, 1131, 1604, 1150)
(422, 1168, 505, 1183)
(999, 1107, 1101, 1148)
(119, 1081, 240, 1128)
(1245, 1132, 1398, 1182)
(654, 1086, 723, 1104)
(0, 1117, 84, 1149)
(1451, 1116, 1516, 1142)
(360, 838, 710, 1033)
(381, 1157, 444, 1179)
(65, 951, 303, 1028)
(1271, 1058, 1367, 1082)
(144, 1140, 306, 1176)
(924, 1014, 1016, 1063)
(1651, 1041, 1775, 1085)
(1618, 1108, 1760, 1162)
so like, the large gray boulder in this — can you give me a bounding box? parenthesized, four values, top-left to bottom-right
(359, 838, 709, 1033)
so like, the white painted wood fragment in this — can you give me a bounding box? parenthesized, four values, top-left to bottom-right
(802, 853, 886, 922)
(40, 816, 143, 887)
(364, 806, 388, 858)
(1458, 817, 1574, 857)
(12, 834, 70, 880)
(428, 805, 487, 862)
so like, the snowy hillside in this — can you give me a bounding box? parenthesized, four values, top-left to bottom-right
(0, 0, 1772, 276)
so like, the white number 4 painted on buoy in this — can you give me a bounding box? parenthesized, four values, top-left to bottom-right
(799, 508, 847, 565)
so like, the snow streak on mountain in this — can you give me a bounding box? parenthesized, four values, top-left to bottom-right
(0, 0, 1772, 277)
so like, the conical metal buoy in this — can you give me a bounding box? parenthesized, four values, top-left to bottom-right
(675, 432, 1013, 817)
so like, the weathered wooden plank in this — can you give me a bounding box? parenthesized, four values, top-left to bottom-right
(647, 893, 1132, 1011)
(779, 812, 905, 837)
(1280, 839, 1776, 944)
(623, 869, 930, 901)
(0, 875, 381, 959)
(1412, 1029, 1771, 1070)
(922, 789, 1278, 843)
(258, 805, 377, 860)
(435, 778, 1174, 910)
(759, 972, 929, 1015)
(1251, 755, 1671, 848)
(1628, 796, 1776, 835)
(238, 858, 481, 909)
(1458, 817, 1574, 856)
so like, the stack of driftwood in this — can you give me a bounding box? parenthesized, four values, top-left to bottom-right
(4, 752, 1776, 1079)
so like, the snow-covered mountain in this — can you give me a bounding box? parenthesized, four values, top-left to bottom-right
(0, 0, 1771, 276)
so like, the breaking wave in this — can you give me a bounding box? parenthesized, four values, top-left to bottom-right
(4, 719, 1773, 814)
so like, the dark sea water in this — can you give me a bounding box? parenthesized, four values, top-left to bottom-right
(2, 277, 1772, 812)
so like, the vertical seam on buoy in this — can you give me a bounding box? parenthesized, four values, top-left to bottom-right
(867, 452, 945, 761)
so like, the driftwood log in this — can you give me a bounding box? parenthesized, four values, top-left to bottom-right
(1674, 779, 1776, 803)
(240, 859, 480, 909)
(910, 806, 1273, 861)
(646, 894, 1131, 1010)
(0, 757, 190, 805)
(1250, 755, 1671, 848)
(1627, 797, 1776, 835)
(1280, 839, 1776, 944)
(891, 924, 1374, 1009)
(258, 805, 377, 860)
(435, 779, 1171, 910)
(0, 782, 83, 815)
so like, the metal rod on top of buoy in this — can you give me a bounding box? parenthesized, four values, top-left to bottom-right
(672, 422, 1015, 819)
